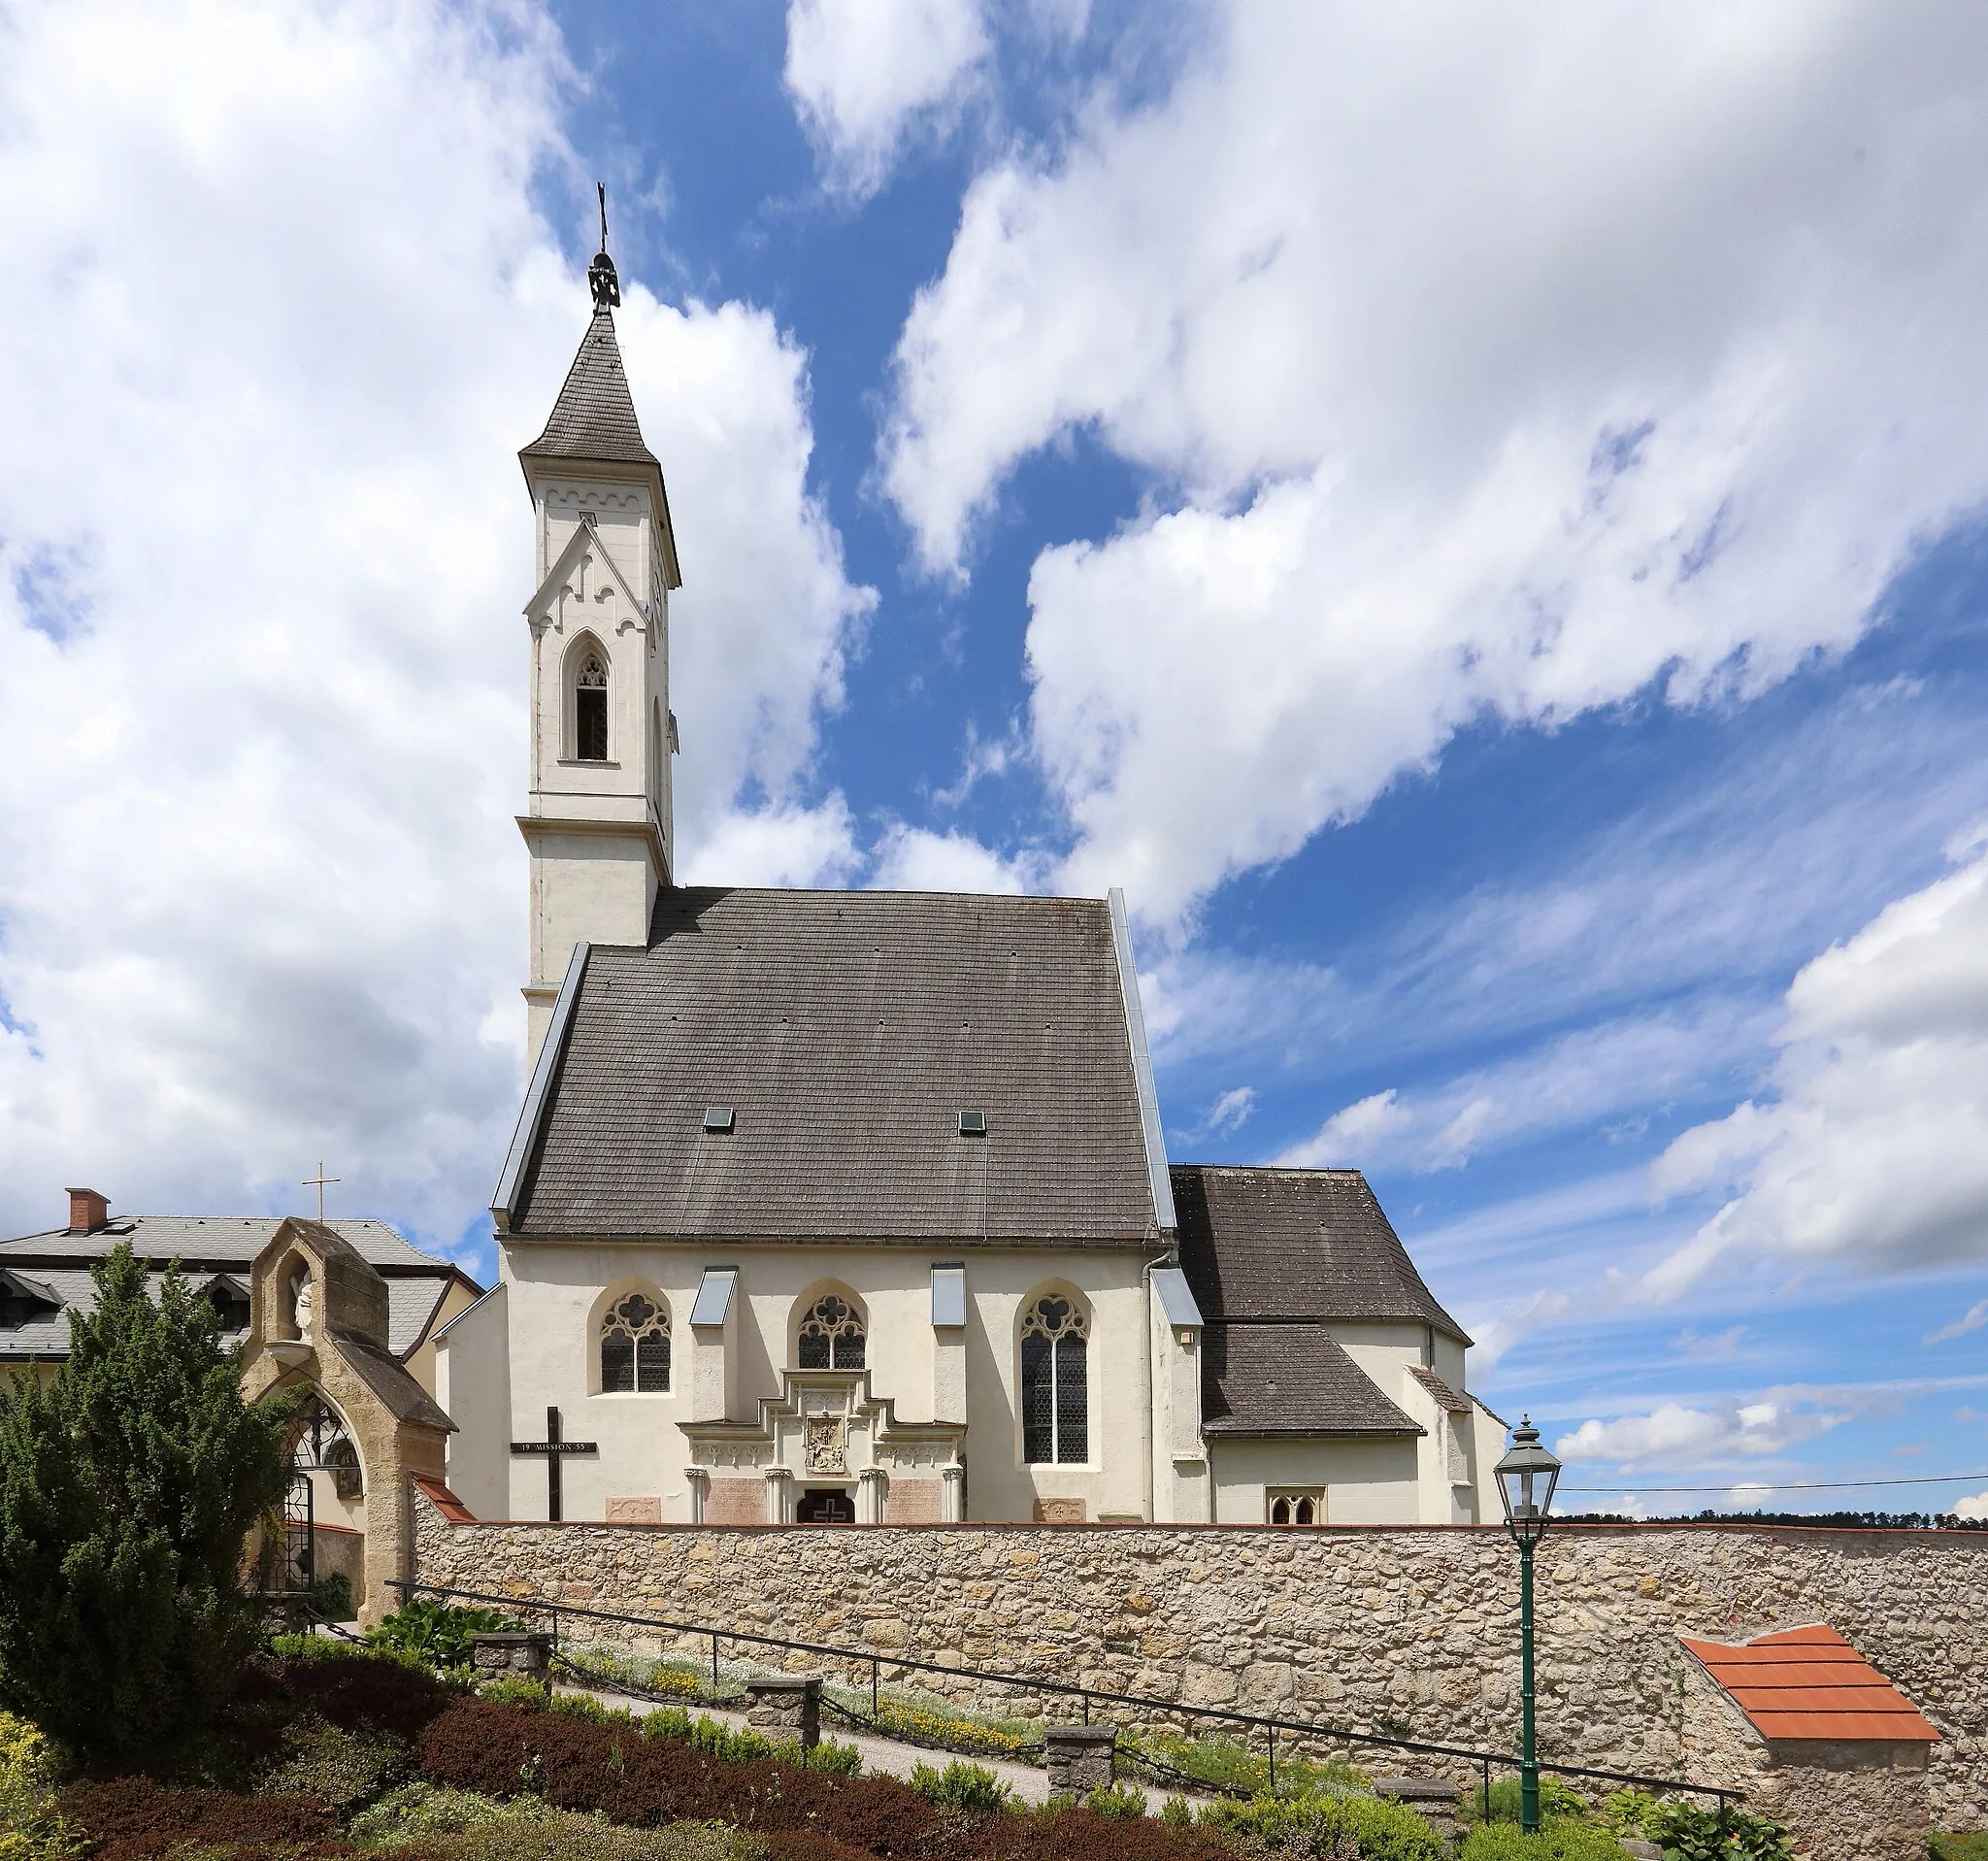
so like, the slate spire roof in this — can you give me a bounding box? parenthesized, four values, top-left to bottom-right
(519, 308, 659, 468)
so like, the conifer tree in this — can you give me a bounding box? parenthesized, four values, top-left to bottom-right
(0, 1243, 297, 1765)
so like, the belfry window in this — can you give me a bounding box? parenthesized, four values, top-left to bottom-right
(601, 1292, 670, 1393)
(1020, 1295, 1088, 1464)
(797, 1294, 865, 1370)
(576, 652, 609, 761)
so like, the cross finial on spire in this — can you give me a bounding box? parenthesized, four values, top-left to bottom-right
(302, 1160, 340, 1223)
(587, 182, 621, 313)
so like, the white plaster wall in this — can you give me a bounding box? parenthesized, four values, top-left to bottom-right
(501, 1241, 1158, 1524)
(435, 1284, 511, 1520)
(1209, 1434, 1422, 1524)
(401, 1278, 480, 1398)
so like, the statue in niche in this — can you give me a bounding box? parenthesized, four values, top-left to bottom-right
(290, 1269, 316, 1339)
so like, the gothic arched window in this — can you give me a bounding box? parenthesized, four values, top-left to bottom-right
(575, 650, 609, 762)
(601, 1291, 670, 1393)
(1268, 1489, 1321, 1527)
(1020, 1294, 1088, 1464)
(797, 1293, 865, 1370)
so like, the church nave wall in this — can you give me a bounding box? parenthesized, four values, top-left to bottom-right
(491, 1241, 1157, 1525)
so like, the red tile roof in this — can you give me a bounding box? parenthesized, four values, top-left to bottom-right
(411, 1473, 478, 1524)
(1680, 1623, 1939, 1744)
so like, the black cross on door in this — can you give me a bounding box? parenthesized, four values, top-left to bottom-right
(509, 1405, 598, 1521)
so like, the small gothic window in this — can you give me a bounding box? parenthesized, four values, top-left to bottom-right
(1268, 1489, 1322, 1526)
(576, 651, 609, 761)
(1021, 1295, 1088, 1465)
(601, 1292, 670, 1393)
(797, 1294, 866, 1370)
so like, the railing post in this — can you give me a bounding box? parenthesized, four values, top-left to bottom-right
(872, 1657, 878, 1719)
(1268, 1724, 1276, 1794)
(712, 1633, 719, 1694)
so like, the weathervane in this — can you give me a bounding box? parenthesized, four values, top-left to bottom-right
(587, 182, 620, 312)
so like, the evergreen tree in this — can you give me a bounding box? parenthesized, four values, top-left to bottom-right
(0, 1243, 298, 1766)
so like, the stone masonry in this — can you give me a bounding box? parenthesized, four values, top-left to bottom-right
(409, 1493, 1987, 1830)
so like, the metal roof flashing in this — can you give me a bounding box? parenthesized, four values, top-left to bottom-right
(492, 942, 591, 1232)
(1109, 887, 1176, 1234)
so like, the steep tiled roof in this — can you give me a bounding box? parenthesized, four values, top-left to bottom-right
(1408, 1366, 1471, 1412)
(510, 886, 1161, 1244)
(1173, 1166, 1470, 1343)
(1681, 1624, 1940, 1743)
(519, 310, 657, 467)
(1202, 1322, 1423, 1436)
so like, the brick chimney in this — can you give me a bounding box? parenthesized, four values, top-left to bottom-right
(66, 1187, 109, 1235)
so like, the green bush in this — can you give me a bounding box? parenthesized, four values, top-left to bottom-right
(348, 1783, 755, 1858)
(0, 1709, 75, 1861)
(1932, 1837, 1988, 1861)
(910, 1759, 1012, 1811)
(257, 1712, 407, 1813)
(1460, 1822, 1631, 1860)
(1081, 1781, 1148, 1819)
(1467, 1775, 1593, 1824)
(369, 1596, 524, 1669)
(1123, 1728, 1366, 1800)
(805, 1738, 863, 1778)
(0, 1246, 301, 1767)
(483, 1678, 553, 1711)
(1199, 1787, 1446, 1861)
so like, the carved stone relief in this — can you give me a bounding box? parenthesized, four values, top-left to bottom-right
(805, 1415, 847, 1476)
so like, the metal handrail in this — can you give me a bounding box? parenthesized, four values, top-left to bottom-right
(385, 1577, 1740, 1807)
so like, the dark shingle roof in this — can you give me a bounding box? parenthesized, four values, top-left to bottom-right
(0, 1219, 470, 1362)
(519, 310, 657, 467)
(1202, 1323, 1423, 1436)
(511, 886, 1161, 1244)
(1172, 1165, 1470, 1344)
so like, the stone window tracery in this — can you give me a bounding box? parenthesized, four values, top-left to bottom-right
(575, 649, 609, 762)
(797, 1294, 865, 1370)
(1020, 1294, 1088, 1465)
(1268, 1488, 1324, 1527)
(601, 1291, 670, 1393)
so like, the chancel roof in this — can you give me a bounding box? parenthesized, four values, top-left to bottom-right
(1172, 1165, 1470, 1344)
(1201, 1322, 1422, 1436)
(519, 309, 658, 468)
(505, 886, 1164, 1245)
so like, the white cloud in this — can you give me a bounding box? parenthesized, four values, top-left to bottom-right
(868, 824, 1038, 894)
(1926, 1297, 1988, 1347)
(1469, 1288, 1573, 1373)
(1956, 1489, 1988, 1521)
(883, 6, 1988, 920)
(678, 799, 861, 890)
(1643, 839, 1988, 1297)
(784, 0, 990, 198)
(1555, 1397, 1844, 1470)
(0, 0, 870, 1251)
(1672, 1325, 1749, 1363)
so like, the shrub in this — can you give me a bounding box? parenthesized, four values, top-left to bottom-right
(351, 1784, 757, 1860)
(267, 1645, 460, 1742)
(0, 1710, 74, 1861)
(1933, 1838, 1988, 1861)
(0, 1246, 301, 1767)
(1460, 1823, 1632, 1861)
(487, 1678, 554, 1711)
(910, 1759, 1011, 1812)
(1199, 1786, 1446, 1861)
(256, 1712, 408, 1813)
(1124, 1729, 1366, 1801)
(804, 1741, 863, 1778)
(369, 1596, 524, 1669)
(1646, 1801, 1791, 1861)
(1467, 1776, 1592, 1825)
(55, 1776, 333, 1861)
(1082, 1781, 1148, 1819)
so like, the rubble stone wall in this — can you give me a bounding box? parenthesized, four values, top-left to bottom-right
(410, 1495, 1986, 1831)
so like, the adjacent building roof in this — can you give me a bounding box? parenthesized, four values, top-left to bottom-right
(518, 309, 658, 467)
(1408, 1365, 1472, 1413)
(504, 886, 1165, 1245)
(1201, 1322, 1423, 1436)
(1172, 1165, 1470, 1344)
(0, 1216, 474, 1363)
(1681, 1624, 1940, 1744)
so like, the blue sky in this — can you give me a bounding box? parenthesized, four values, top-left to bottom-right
(3, 1, 1988, 1514)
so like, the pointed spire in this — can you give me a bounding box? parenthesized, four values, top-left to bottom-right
(519, 185, 656, 469)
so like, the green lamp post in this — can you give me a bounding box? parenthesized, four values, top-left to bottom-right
(1493, 1415, 1563, 1834)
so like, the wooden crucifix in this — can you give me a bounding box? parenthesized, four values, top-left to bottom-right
(510, 1406, 597, 1521)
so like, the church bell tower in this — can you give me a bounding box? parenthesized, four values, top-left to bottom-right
(517, 193, 682, 1063)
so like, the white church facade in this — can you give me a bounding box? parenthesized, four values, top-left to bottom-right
(431, 229, 1509, 1533)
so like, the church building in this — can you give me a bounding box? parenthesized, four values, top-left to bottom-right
(435, 226, 1508, 1531)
